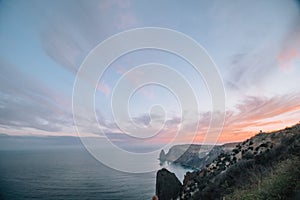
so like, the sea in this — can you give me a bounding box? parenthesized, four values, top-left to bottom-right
(0, 135, 191, 200)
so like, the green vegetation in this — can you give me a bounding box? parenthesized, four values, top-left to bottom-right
(182, 124, 300, 199)
(225, 157, 300, 200)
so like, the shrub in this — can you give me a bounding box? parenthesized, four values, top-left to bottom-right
(225, 157, 300, 200)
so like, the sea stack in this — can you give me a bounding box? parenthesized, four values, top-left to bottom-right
(156, 168, 182, 200)
(159, 149, 166, 161)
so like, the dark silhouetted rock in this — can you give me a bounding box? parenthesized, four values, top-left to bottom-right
(159, 149, 166, 161)
(156, 168, 182, 200)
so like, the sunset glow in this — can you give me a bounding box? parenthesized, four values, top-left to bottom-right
(0, 0, 300, 145)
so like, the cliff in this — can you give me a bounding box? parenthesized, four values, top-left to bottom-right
(156, 123, 300, 199)
(156, 168, 182, 200)
(159, 143, 237, 169)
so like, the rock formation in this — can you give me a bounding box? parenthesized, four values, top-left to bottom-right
(159, 143, 237, 169)
(156, 168, 182, 200)
(159, 149, 166, 162)
(156, 123, 300, 199)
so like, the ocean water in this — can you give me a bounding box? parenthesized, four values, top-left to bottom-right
(0, 136, 190, 200)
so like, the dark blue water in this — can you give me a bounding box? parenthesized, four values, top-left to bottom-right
(0, 136, 189, 200)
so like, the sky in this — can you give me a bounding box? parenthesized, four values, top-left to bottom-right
(1, 0, 300, 145)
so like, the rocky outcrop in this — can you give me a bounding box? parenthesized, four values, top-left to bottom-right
(156, 168, 182, 200)
(159, 149, 167, 161)
(159, 144, 192, 162)
(156, 123, 300, 199)
(179, 123, 300, 199)
(159, 143, 238, 169)
(174, 145, 222, 169)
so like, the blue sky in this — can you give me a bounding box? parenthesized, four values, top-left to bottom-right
(1, 0, 300, 143)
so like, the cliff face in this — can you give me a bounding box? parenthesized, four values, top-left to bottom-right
(159, 149, 167, 161)
(156, 168, 182, 200)
(159, 143, 237, 169)
(156, 123, 300, 200)
(159, 144, 195, 163)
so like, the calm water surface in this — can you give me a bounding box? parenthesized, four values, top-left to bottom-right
(0, 136, 190, 200)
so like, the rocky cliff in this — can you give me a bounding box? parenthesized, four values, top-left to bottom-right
(156, 123, 300, 199)
(156, 168, 182, 200)
(159, 143, 237, 169)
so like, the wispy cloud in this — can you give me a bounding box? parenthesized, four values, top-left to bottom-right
(278, 48, 300, 72)
(115, 12, 139, 30)
(38, 1, 113, 74)
(38, 0, 139, 75)
(146, 93, 300, 144)
(205, 93, 300, 143)
(0, 60, 73, 133)
(99, 0, 131, 11)
(97, 81, 111, 97)
(277, 26, 300, 72)
(1, 0, 300, 142)
(216, 0, 300, 92)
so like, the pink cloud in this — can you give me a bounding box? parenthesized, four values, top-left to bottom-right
(160, 93, 300, 144)
(278, 48, 300, 72)
(98, 0, 138, 30)
(97, 81, 111, 97)
(278, 29, 300, 72)
(115, 12, 138, 29)
(215, 93, 300, 143)
(115, 65, 156, 99)
(139, 86, 155, 100)
(99, 0, 130, 11)
(116, 65, 127, 74)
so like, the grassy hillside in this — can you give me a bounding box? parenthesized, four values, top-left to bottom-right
(225, 156, 300, 200)
(179, 123, 300, 199)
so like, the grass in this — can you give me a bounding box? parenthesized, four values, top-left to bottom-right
(224, 157, 300, 200)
